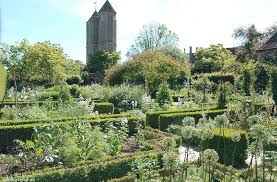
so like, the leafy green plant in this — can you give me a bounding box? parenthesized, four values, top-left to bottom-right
(156, 82, 173, 107)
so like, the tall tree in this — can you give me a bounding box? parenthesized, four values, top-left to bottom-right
(192, 44, 235, 74)
(233, 24, 263, 61)
(87, 50, 120, 75)
(1, 39, 67, 87)
(127, 23, 186, 62)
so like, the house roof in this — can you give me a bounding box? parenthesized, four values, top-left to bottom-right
(99, 0, 116, 13)
(257, 32, 277, 52)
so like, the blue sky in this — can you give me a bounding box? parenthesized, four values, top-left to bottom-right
(1, 0, 277, 63)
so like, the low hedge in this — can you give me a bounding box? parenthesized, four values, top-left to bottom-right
(8, 150, 163, 182)
(142, 127, 182, 147)
(0, 117, 143, 150)
(169, 125, 248, 168)
(0, 64, 7, 102)
(146, 107, 216, 129)
(159, 109, 226, 131)
(94, 103, 114, 114)
(0, 113, 132, 126)
(204, 128, 248, 168)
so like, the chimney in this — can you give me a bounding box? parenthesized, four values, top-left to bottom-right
(184, 48, 186, 53)
(189, 46, 192, 54)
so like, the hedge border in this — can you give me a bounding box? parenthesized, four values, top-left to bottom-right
(159, 109, 226, 131)
(146, 107, 216, 129)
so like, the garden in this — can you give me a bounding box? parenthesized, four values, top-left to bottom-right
(0, 23, 277, 182)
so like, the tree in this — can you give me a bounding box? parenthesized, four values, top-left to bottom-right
(64, 59, 85, 85)
(233, 24, 262, 61)
(105, 51, 190, 95)
(87, 50, 120, 76)
(127, 23, 187, 62)
(192, 44, 235, 74)
(1, 39, 67, 88)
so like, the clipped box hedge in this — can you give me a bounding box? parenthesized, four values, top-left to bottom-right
(7, 128, 176, 182)
(94, 103, 114, 114)
(159, 109, 226, 131)
(204, 128, 248, 168)
(146, 107, 216, 129)
(0, 116, 143, 149)
(8, 150, 163, 182)
(0, 64, 7, 101)
(0, 113, 132, 126)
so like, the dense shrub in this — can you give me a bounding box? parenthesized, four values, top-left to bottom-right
(254, 64, 269, 94)
(105, 52, 190, 95)
(155, 82, 173, 107)
(0, 64, 7, 101)
(204, 128, 248, 168)
(159, 109, 226, 131)
(107, 85, 145, 111)
(146, 107, 215, 129)
(243, 68, 252, 96)
(36, 86, 72, 101)
(69, 84, 81, 98)
(94, 103, 114, 114)
(192, 44, 235, 74)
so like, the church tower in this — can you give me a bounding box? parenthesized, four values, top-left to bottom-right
(86, 0, 117, 64)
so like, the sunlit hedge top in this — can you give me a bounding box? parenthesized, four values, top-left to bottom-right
(104, 51, 190, 94)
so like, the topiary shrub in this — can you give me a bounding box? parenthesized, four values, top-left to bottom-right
(0, 64, 7, 101)
(69, 84, 81, 98)
(155, 82, 173, 107)
(94, 103, 114, 114)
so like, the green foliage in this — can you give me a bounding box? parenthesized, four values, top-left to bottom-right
(94, 103, 114, 114)
(64, 60, 85, 85)
(0, 116, 143, 149)
(8, 151, 163, 182)
(146, 107, 214, 129)
(155, 82, 173, 107)
(271, 69, 277, 104)
(87, 50, 120, 75)
(192, 44, 235, 74)
(197, 72, 235, 85)
(243, 68, 252, 96)
(204, 128, 248, 167)
(233, 24, 262, 61)
(69, 84, 81, 98)
(1, 39, 67, 87)
(105, 51, 190, 95)
(254, 64, 269, 93)
(37, 86, 72, 101)
(0, 64, 7, 101)
(127, 23, 180, 59)
(107, 85, 145, 111)
(217, 84, 227, 109)
(159, 109, 226, 131)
